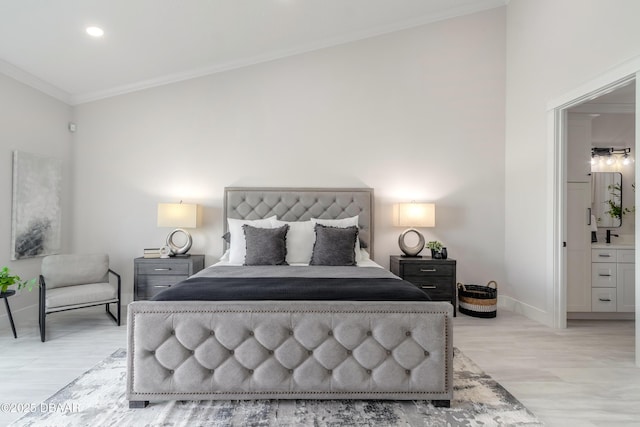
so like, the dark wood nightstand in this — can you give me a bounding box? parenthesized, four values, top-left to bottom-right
(134, 255, 205, 300)
(390, 255, 457, 316)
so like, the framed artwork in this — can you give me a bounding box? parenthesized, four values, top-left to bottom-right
(11, 151, 62, 260)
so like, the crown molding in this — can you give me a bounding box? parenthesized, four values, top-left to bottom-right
(72, 0, 507, 104)
(0, 59, 71, 105)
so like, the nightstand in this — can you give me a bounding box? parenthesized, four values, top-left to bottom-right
(134, 255, 205, 300)
(390, 255, 457, 316)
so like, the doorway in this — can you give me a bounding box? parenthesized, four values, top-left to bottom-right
(553, 72, 639, 366)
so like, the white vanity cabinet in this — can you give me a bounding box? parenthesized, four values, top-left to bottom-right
(591, 248, 635, 313)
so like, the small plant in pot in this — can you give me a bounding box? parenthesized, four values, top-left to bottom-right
(426, 241, 443, 258)
(0, 267, 35, 294)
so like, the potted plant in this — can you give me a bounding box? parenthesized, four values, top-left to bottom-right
(0, 267, 35, 294)
(426, 241, 443, 258)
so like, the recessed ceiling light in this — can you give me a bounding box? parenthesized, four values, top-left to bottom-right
(86, 26, 104, 37)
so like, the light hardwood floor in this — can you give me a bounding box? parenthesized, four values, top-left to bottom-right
(0, 307, 638, 426)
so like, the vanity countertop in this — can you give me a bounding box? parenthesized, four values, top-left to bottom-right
(591, 243, 635, 250)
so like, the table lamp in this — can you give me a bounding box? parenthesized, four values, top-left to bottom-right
(394, 202, 435, 257)
(157, 202, 198, 256)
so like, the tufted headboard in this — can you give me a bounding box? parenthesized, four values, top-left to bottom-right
(224, 187, 374, 258)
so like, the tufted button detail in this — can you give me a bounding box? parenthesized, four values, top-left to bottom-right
(249, 369, 254, 374)
(169, 370, 174, 374)
(191, 350, 195, 355)
(170, 330, 175, 335)
(210, 331, 215, 335)
(269, 350, 274, 355)
(424, 351, 430, 356)
(328, 331, 333, 336)
(387, 350, 392, 355)
(405, 331, 411, 336)
(150, 350, 155, 355)
(249, 331, 254, 336)
(210, 370, 215, 374)
(289, 330, 294, 336)
(405, 370, 411, 375)
(366, 331, 372, 336)
(307, 350, 313, 355)
(289, 369, 294, 374)
(347, 350, 352, 355)
(367, 370, 372, 374)
(328, 370, 332, 375)
(229, 350, 234, 355)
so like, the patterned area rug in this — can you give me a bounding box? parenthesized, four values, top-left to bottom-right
(12, 348, 543, 427)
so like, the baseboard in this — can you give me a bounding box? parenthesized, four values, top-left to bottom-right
(0, 303, 38, 333)
(0, 303, 129, 334)
(497, 295, 552, 327)
(567, 312, 635, 320)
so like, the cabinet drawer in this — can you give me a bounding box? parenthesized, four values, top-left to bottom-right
(592, 249, 616, 262)
(592, 288, 617, 312)
(137, 262, 190, 275)
(403, 263, 455, 277)
(136, 275, 187, 299)
(617, 249, 635, 263)
(404, 277, 453, 294)
(591, 263, 616, 287)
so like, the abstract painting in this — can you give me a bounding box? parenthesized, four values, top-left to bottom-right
(11, 151, 62, 260)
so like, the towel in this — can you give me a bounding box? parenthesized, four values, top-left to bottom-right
(590, 215, 598, 232)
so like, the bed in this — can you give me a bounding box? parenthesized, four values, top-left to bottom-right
(126, 187, 453, 408)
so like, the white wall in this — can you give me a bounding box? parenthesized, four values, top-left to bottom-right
(0, 74, 72, 319)
(72, 8, 506, 304)
(505, 0, 640, 324)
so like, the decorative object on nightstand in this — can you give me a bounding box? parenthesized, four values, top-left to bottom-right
(426, 240, 443, 258)
(134, 255, 205, 300)
(390, 255, 456, 316)
(157, 202, 198, 256)
(394, 202, 435, 257)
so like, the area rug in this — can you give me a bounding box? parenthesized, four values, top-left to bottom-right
(11, 348, 543, 427)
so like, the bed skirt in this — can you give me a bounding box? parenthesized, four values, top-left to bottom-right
(126, 300, 453, 407)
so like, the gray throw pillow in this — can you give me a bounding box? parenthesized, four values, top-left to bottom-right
(310, 224, 358, 266)
(242, 224, 289, 266)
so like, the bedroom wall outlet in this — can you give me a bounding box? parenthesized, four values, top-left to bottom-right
(68, 122, 77, 132)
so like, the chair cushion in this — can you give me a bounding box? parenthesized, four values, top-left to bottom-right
(46, 282, 117, 309)
(41, 254, 109, 289)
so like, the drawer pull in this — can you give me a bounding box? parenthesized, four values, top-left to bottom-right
(598, 274, 612, 277)
(153, 285, 172, 288)
(421, 285, 437, 289)
(598, 254, 611, 257)
(154, 268, 172, 271)
(598, 298, 611, 302)
(420, 269, 437, 272)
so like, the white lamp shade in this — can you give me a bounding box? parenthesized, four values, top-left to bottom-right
(395, 203, 435, 227)
(157, 203, 197, 228)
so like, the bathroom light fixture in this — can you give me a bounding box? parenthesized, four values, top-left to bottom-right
(86, 26, 104, 37)
(591, 147, 632, 166)
(394, 202, 435, 257)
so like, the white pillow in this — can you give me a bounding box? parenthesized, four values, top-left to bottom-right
(311, 216, 363, 262)
(271, 219, 315, 264)
(228, 216, 277, 264)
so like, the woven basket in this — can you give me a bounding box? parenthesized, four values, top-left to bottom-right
(457, 281, 497, 318)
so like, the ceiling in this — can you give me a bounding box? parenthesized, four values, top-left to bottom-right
(0, 0, 505, 105)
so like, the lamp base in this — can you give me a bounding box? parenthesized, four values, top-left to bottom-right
(398, 228, 425, 257)
(166, 228, 193, 255)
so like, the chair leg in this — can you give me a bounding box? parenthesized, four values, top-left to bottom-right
(40, 312, 45, 342)
(105, 303, 119, 325)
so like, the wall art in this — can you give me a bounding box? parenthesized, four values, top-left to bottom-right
(11, 151, 62, 260)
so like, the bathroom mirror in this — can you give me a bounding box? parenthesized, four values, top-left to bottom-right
(592, 172, 622, 228)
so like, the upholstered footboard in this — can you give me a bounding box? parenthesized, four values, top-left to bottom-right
(126, 300, 453, 408)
